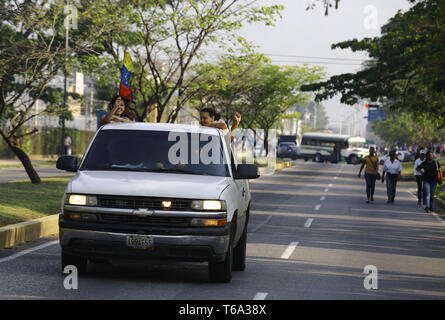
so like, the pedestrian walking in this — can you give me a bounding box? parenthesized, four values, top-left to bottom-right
(358, 147, 379, 203)
(413, 149, 426, 206)
(381, 150, 402, 203)
(63, 134, 72, 155)
(416, 151, 442, 213)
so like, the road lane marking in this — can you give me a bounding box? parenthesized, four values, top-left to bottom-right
(253, 292, 268, 300)
(280, 242, 299, 259)
(320, 196, 326, 201)
(314, 204, 321, 211)
(250, 215, 273, 233)
(304, 218, 314, 228)
(407, 191, 445, 226)
(0, 240, 59, 264)
(324, 188, 329, 192)
(431, 212, 445, 226)
(407, 191, 417, 200)
(328, 183, 333, 187)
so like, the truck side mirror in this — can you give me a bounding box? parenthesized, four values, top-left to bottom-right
(56, 155, 78, 172)
(234, 164, 259, 180)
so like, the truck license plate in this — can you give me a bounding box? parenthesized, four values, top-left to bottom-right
(126, 235, 154, 250)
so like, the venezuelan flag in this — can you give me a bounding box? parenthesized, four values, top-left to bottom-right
(119, 50, 133, 100)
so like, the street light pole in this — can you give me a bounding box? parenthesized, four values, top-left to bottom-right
(61, 9, 69, 155)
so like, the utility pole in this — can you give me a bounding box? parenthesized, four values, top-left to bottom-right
(61, 3, 77, 154)
(61, 21, 68, 155)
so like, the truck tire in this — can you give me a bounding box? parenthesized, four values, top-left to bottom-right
(208, 245, 233, 283)
(61, 250, 87, 275)
(232, 224, 247, 271)
(314, 153, 322, 163)
(349, 154, 358, 164)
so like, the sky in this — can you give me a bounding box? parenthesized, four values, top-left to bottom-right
(238, 0, 414, 134)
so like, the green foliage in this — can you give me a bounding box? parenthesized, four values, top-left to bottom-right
(241, 64, 325, 132)
(372, 111, 445, 147)
(76, 0, 284, 122)
(302, 0, 445, 124)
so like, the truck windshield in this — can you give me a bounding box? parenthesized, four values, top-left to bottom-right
(80, 129, 229, 177)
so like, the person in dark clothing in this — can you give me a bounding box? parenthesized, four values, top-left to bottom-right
(417, 151, 442, 213)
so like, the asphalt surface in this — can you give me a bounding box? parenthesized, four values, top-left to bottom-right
(1, 161, 445, 300)
(0, 166, 73, 183)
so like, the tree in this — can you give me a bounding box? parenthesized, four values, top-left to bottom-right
(187, 51, 268, 122)
(0, 0, 74, 183)
(307, 0, 341, 16)
(302, 0, 445, 124)
(372, 111, 445, 148)
(241, 63, 325, 154)
(78, 0, 283, 123)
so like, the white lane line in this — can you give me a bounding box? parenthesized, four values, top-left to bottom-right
(320, 196, 326, 201)
(280, 242, 299, 259)
(407, 191, 417, 200)
(324, 188, 329, 192)
(328, 183, 333, 187)
(431, 212, 445, 226)
(407, 191, 445, 227)
(0, 240, 59, 264)
(250, 215, 273, 233)
(253, 292, 268, 300)
(304, 218, 314, 228)
(314, 204, 321, 211)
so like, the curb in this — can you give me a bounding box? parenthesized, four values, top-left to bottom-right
(275, 161, 294, 171)
(434, 197, 445, 214)
(0, 214, 59, 250)
(258, 160, 294, 175)
(0, 161, 295, 250)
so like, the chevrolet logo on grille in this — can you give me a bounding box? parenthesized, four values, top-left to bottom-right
(132, 208, 155, 217)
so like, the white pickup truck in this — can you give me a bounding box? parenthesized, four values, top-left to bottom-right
(56, 123, 259, 282)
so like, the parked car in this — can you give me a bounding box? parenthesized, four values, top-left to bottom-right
(56, 122, 259, 283)
(277, 142, 300, 160)
(379, 150, 415, 164)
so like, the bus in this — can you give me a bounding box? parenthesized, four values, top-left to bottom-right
(298, 132, 369, 164)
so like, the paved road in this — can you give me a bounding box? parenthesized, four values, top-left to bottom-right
(0, 166, 72, 183)
(1, 161, 445, 300)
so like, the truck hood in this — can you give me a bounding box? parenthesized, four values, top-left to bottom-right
(69, 171, 230, 200)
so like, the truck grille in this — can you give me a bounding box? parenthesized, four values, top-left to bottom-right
(97, 195, 192, 211)
(100, 213, 188, 226)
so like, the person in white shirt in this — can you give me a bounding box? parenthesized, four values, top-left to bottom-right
(413, 149, 426, 206)
(381, 150, 402, 203)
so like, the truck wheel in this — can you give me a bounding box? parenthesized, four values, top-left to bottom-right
(62, 250, 87, 275)
(208, 245, 233, 283)
(349, 155, 358, 164)
(314, 153, 321, 163)
(232, 224, 247, 271)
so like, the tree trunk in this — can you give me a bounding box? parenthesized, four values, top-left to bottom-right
(2, 135, 42, 184)
(12, 146, 41, 184)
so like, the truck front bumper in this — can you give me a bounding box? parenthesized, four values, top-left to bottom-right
(59, 223, 231, 263)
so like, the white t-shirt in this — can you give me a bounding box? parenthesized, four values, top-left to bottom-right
(383, 158, 402, 175)
(214, 119, 229, 136)
(413, 158, 425, 176)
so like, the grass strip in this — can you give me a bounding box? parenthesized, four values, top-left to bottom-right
(0, 176, 71, 227)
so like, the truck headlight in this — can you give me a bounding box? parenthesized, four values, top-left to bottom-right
(191, 200, 226, 211)
(66, 194, 97, 206)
